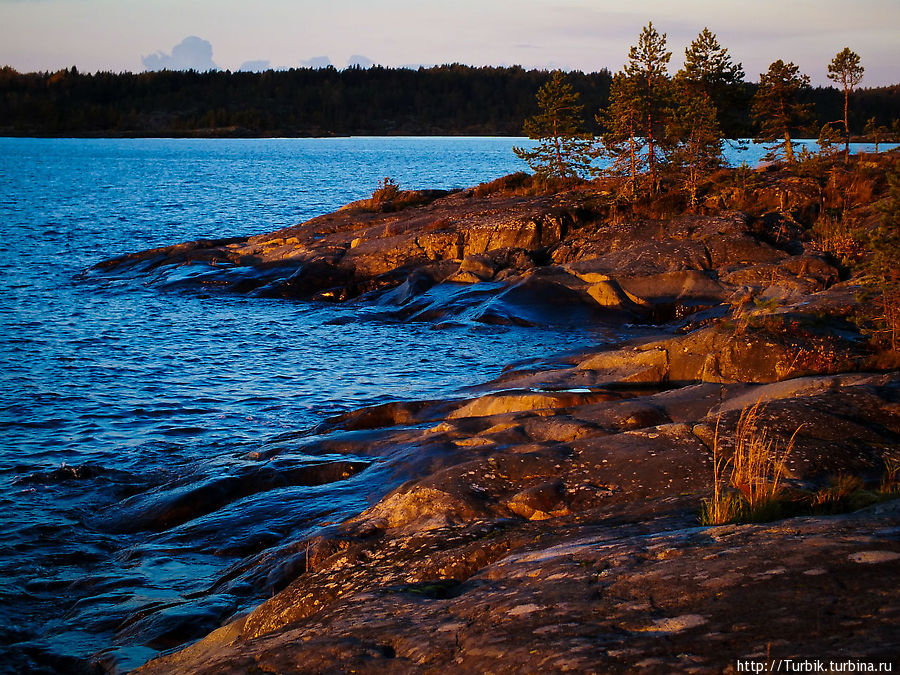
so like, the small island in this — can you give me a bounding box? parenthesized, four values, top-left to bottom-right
(91, 144, 900, 673)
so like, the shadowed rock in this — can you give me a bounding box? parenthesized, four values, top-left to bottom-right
(134, 369, 900, 674)
(93, 174, 900, 673)
(93, 190, 843, 334)
(96, 460, 370, 533)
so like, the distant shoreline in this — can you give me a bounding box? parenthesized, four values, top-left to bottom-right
(3, 65, 898, 140)
(0, 131, 896, 143)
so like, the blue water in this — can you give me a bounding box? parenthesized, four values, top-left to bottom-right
(0, 136, 892, 672)
(0, 136, 614, 673)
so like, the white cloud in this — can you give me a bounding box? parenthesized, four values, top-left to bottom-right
(238, 59, 270, 72)
(299, 56, 332, 68)
(346, 54, 374, 69)
(142, 36, 218, 72)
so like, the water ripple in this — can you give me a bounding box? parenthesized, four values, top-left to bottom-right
(0, 136, 611, 672)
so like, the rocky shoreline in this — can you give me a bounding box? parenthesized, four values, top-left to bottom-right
(94, 165, 900, 673)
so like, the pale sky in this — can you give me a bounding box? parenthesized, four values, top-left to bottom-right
(1, 0, 898, 86)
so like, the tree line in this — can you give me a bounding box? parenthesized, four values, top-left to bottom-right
(0, 59, 897, 139)
(511, 26, 900, 351)
(0, 65, 612, 137)
(514, 25, 898, 205)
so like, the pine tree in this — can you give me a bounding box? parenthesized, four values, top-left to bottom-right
(751, 60, 812, 163)
(513, 71, 593, 179)
(623, 22, 672, 193)
(865, 117, 887, 153)
(817, 123, 840, 159)
(679, 28, 745, 134)
(827, 48, 864, 162)
(597, 72, 646, 196)
(668, 85, 724, 209)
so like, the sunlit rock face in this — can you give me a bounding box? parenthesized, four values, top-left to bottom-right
(135, 369, 900, 674)
(99, 173, 900, 675)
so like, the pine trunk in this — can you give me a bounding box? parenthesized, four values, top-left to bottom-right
(646, 75, 656, 194)
(553, 119, 563, 177)
(647, 107, 656, 193)
(629, 134, 637, 196)
(780, 100, 794, 162)
(843, 87, 850, 163)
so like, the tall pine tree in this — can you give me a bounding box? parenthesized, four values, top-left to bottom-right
(624, 22, 672, 193)
(513, 71, 593, 179)
(751, 60, 812, 163)
(679, 28, 745, 135)
(668, 85, 723, 209)
(597, 72, 646, 196)
(827, 47, 864, 162)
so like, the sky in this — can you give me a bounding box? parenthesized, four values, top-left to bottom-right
(1, 0, 898, 86)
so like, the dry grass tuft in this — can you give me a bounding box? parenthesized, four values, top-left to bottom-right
(810, 474, 865, 511)
(701, 402, 800, 525)
(881, 458, 900, 495)
(700, 417, 743, 525)
(730, 402, 797, 514)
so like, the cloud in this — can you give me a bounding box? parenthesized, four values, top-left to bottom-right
(238, 59, 270, 72)
(346, 54, 374, 69)
(142, 36, 218, 72)
(299, 55, 332, 69)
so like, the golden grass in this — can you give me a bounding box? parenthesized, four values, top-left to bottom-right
(700, 416, 743, 525)
(701, 402, 801, 525)
(810, 213, 866, 261)
(810, 474, 865, 510)
(881, 457, 900, 495)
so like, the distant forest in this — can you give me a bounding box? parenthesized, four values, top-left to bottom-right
(1, 64, 898, 138)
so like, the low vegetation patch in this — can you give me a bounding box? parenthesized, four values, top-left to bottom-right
(361, 177, 445, 212)
(472, 171, 589, 198)
(701, 404, 900, 525)
(808, 474, 878, 514)
(701, 402, 798, 525)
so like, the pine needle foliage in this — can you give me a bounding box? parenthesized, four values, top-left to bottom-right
(863, 163, 900, 351)
(827, 48, 864, 162)
(680, 28, 746, 135)
(513, 71, 594, 179)
(596, 72, 646, 197)
(864, 117, 888, 153)
(751, 60, 813, 163)
(667, 84, 724, 209)
(623, 22, 672, 193)
(816, 123, 840, 160)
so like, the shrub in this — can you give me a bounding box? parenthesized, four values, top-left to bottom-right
(809, 474, 873, 514)
(472, 172, 533, 197)
(862, 164, 900, 351)
(810, 213, 866, 263)
(371, 176, 401, 203)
